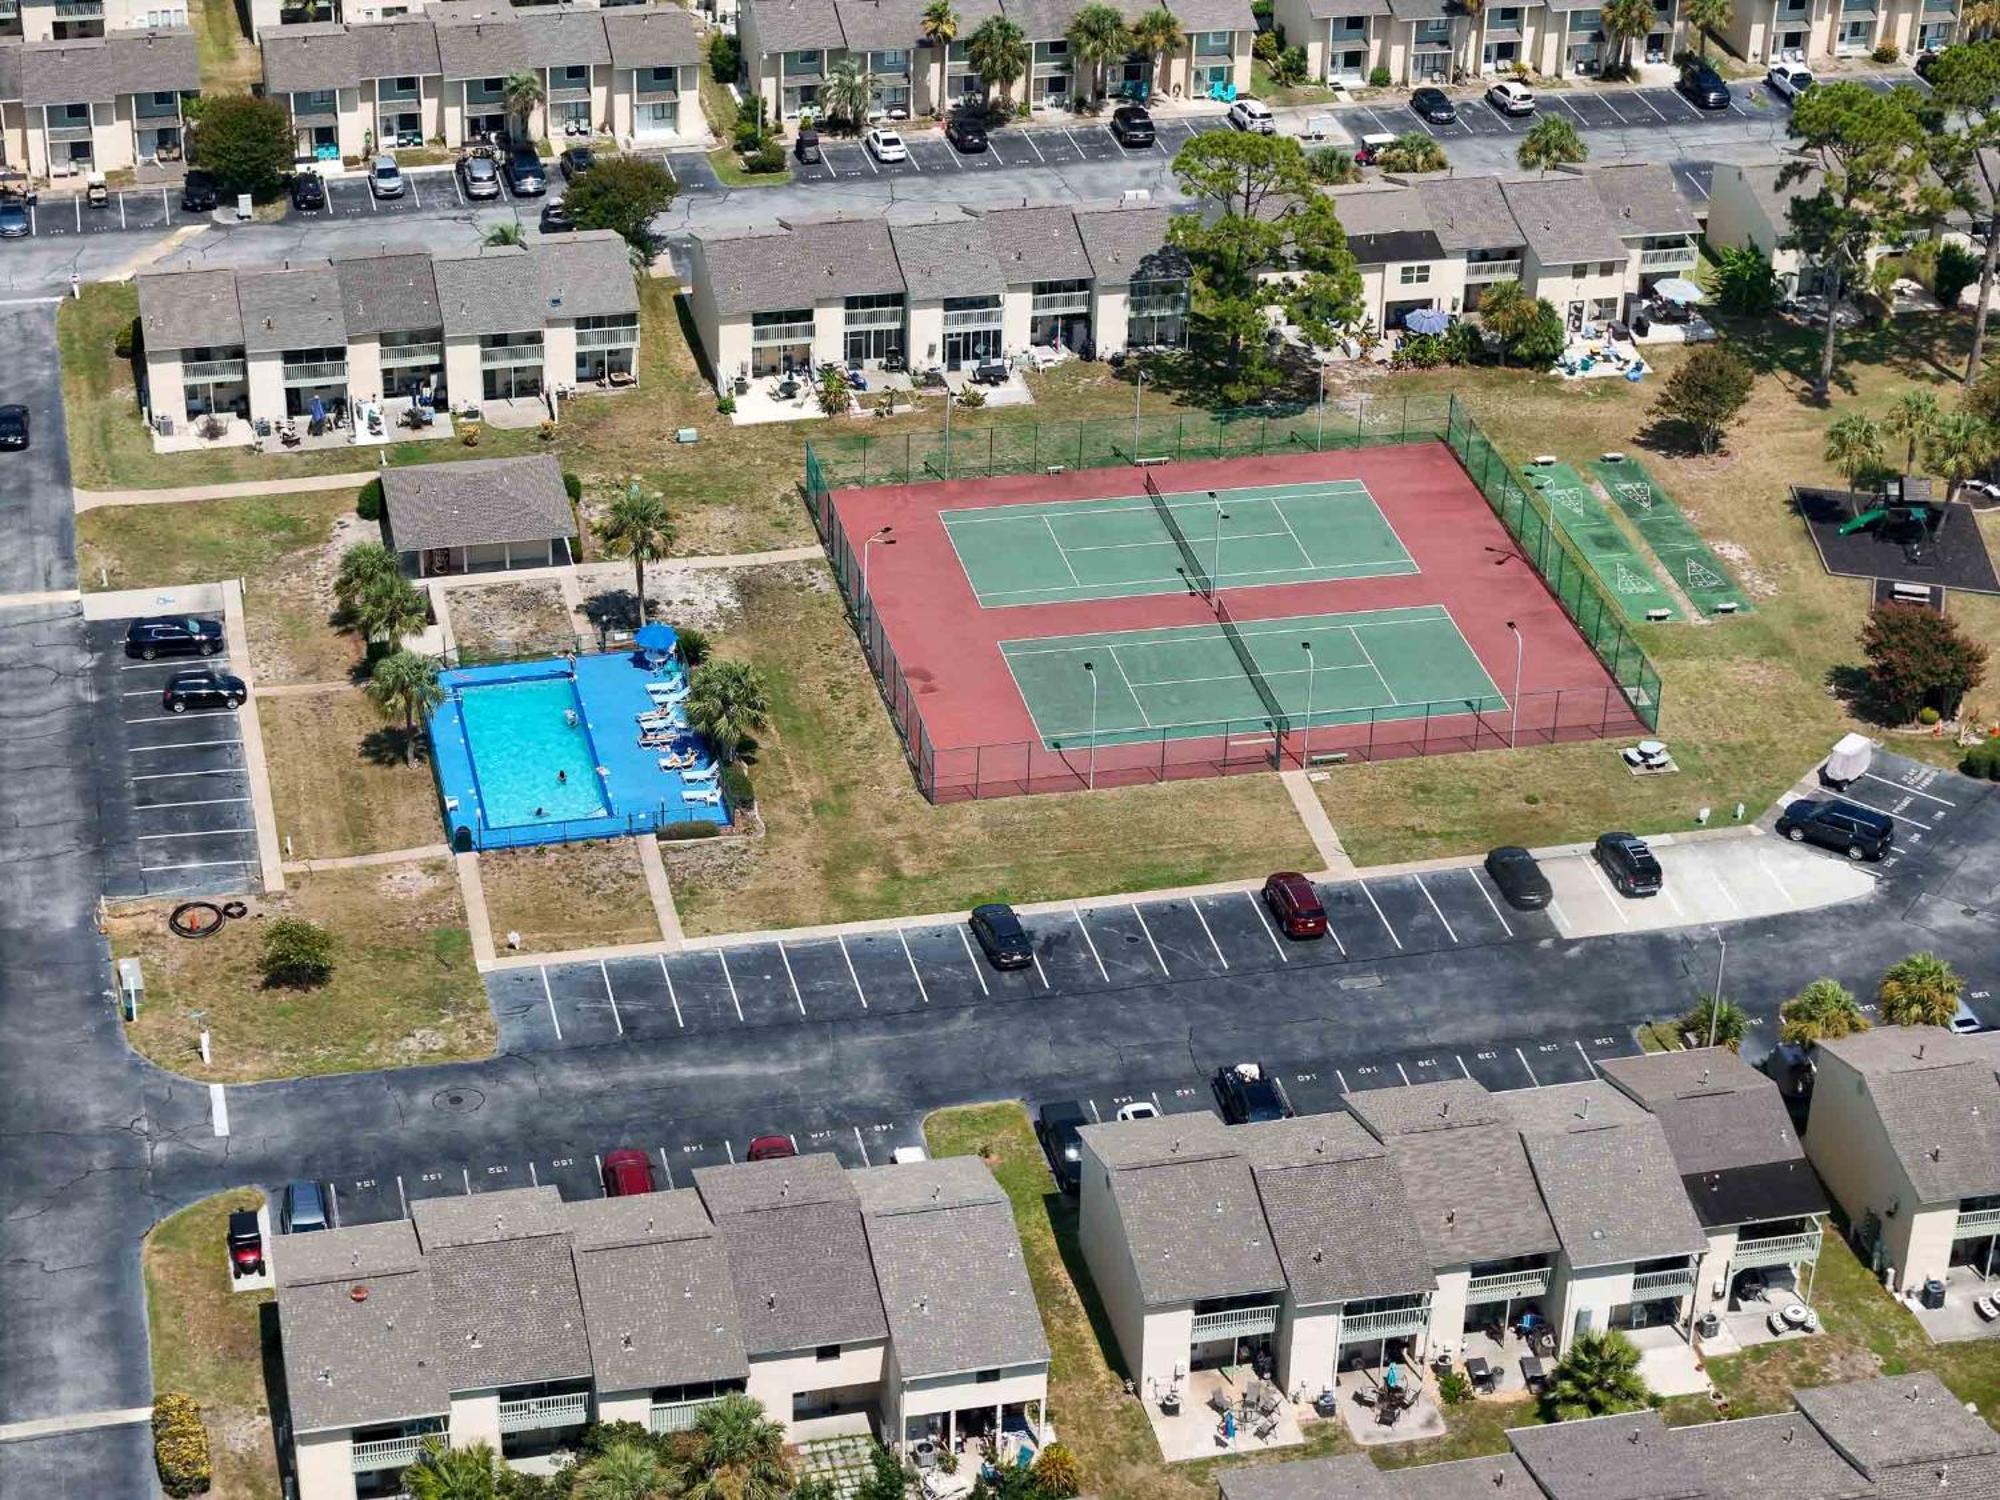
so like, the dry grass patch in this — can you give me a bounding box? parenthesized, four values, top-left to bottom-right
(261, 689, 443, 861)
(479, 839, 664, 953)
(113, 859, 486, 1081)
(447, 580, 578, 662)
(144, 1189, 280, 1500)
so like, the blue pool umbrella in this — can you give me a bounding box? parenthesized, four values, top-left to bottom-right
(1653, 277, 1707, 306)
(1404, 308, 1451, 335)
(635, 622, 678, 653)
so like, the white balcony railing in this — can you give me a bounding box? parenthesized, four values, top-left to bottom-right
(1031, 291, 1091, 315)
(575, 324, 638, 350)
(943, 307, 1003, 331)
(1732, 1228, 1822, 1271)
(845, 306, 904, 329)
(351, 1432, 441, 1471)
(1129, 295, 1188, 318)
(480, 344, 544, 369)
(1956, 1204, 2000, 1236)
(1640, 244, 1698, 270)
(183, 358, 246, 382)
(751, 320, 815, 345)
(1466, 1266, 1552, 1304)
(281, 360, 347, 384)
(497, 1391, 590, 1433)
(649, 1397, 727, 1434)
(1339, 1304, 1430, 1342)
(1191, 1304, 1280, 1341)
(380, 341, 443, 365)
(1631, 1266, 1698, 1298)
(1465, 258, 1524, 283)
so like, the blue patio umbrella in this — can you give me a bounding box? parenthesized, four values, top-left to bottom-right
(635, 622, 678, 653)
(1404, 308, 1452, 336)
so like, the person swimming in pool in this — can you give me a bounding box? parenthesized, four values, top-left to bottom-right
(558, 769, 568, 784)
(535, 806, 545, 817)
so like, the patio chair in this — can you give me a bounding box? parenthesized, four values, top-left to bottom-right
(683, 766, 719, 784)
(646, 679, 689, 703)
(684, 787, 723, 806)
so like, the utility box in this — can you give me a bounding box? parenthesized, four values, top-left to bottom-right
(116, 957, 143, 1021)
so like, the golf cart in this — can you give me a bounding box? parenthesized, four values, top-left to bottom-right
(85, 172, 109, 209)
(1354, 132, 1397, 167)
(795, 125, 821, 163)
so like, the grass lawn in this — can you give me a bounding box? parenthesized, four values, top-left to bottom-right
(261, 689, 443, 861)
(112, 859, 488, 1081)
(667, 564, 1320, 934)
(191, 0, 261, 93)
(144, 1189, 280, 1500)
(479, 839, 665, 953)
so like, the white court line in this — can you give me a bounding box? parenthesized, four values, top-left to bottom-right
(1105, 648, 1154, 729)
(1584, 861, 1631, 925)
(1041, 516, 1085, 586)
(1515, 1046, 1540, 1086)
(1190, 899, 1228, 967)
(137, 797, 250, 811)
(853, 1126, 872, 1164)
(956, 925, 991, 995)
(1245, 890, 1288, 960)
(129, 739, 240, 752)
(1468, 871, 1513, 937)
(1360, 883, 1404, 949)
(837, 934, 869, 1009)
(1862, 771, 1953, 805)
(1756, 850, 1795, 907)
(778, 944, 805, 1015)
(132, 767, 245, 781)
(540, 966, 563, 1042)
(599, 960, 623, 1035)
(657, 954, 684, 1028)
(716, 950, 744, 1022)
(1073, 905, 1109, 981)
(1397, 1062, 1411, 1085)
(1575, 1040, 1598, 1077)
(208, 1083, 229, 1137)
(137, 827, 255, 840)
(896, 926, 932, 1003)
(1131, 904, 1168, 975)
(1414, 876, 1458, 943)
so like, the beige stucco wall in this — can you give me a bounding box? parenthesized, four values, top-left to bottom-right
(0, 103, 27, 170)
(1524, 254, 1627, 320)
(246, 351, 286, 424)
(444, 334, 483, 402)
(1428, 1266, 1471, 1354)
(1550, 1260, 1633, 1353)
(596, 1388, 653, 1426)
(145, 349, 186, 428)
(1077, 1138, 1164, 1393)
(293, 1429, 357, 1500)
(1000, 284, 1032, 353)
(1278, 1301, 1338, 1394)
(905, 301, 945, 370)
(743, 1340, 886, 1437)
(544, 321, 579, 388)
(897, 1364, 1048, 1448)
(451, 1389, 503, 1449)
(345, 336, 385, 406)
(1091, 283, 1130, 356)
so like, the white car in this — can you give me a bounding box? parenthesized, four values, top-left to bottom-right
(1115, 1101, 1160, 1122)
(369, 153, 405, 198)
(1766, 62, 1814, 101)
(1227, 98, 1276, 134)
(1486, 79, 1536, 116)
(865, 127, 907, 162)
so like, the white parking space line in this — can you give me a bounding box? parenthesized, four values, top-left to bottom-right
(120, 655, 230, 669)
(1632, 90, 1668, 121)
(1188, 900, 1228, 967)
(657, 954, 684, 1028)
(778, 943, 805, 1015)
(956, 925, 991, 995)
(129, 739, 240, 753)
(600, 960, 623, 1035)
(137, 827, 255, 840)
(1024, 132, 1046, 161)
(540, 965, 563, 1042)
(725, 1141, 736, 1163)
(1335, 1067, 1350, 1092)
(1575, 1040, 1598, 1077)
(1584, 861, 1631, 925)
(1554, 94, 1589, 125)
(836, 935, 869, 1009)
(1360, 883, 1404, 949)
(896, 926, 932, 1003)
(1132, 904, 1167, 974)
(1087, 1098, 1102, 1122)
(1456, 1055, 1472, 1079)
(1072, 904, 1109, 981)
(1468, 872, 1513, 937)
(136, 797, 250, 811)
(408, 175, 422, 207)
(861, 145, 879, 173)
(530, 1162, 540, 1186)
(140, 859, 254, 873)
(1834, 791, 1932, 827)
(1032, 950, 1051, 990)
(1414, 876, 1458, 943)
(1245, 890, 1288, 960)
(657, 1148, 674, 1185)
(1515, 1046, 1539, 1086)
(1862, 771, 1953, 805)
(397, 1176, 410, 1217)
(853, 1126, 871, 1164)
(716, 950, 745, 1022)
(123, 715, 192, 727)
(461, 1167, 472, 1193)
(1660, 882, 1688, 919)
(328, 1184, 340, 1228)
(1396, 1061, 1412, 1085)
(1756, 849, 1795, 906)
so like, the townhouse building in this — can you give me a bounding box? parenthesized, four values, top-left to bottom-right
(274, 1156, 1050, 1500)
(0, 0, 188, 43)
(257, 2, 704, 155)
(1705, 159, 1830, 300)
(0, 24, 196, 177)
(683, 202, 1189, 387)
(738, 0, 1253, 124)
(133, 232, 639, 440)
(1801, 1025, 2000, 1297)
(1278, 0, 1680, 85)
(245, 0, 689, 42)
(1720, 0, 1959, 65)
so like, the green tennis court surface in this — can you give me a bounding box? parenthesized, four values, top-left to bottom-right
(1591, 455, 1752, 616)
(1000, 605, 1504, 748)
(1522, 463, 1681, 626)
(942, 480, 1418, 609)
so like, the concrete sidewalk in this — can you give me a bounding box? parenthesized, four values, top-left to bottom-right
(75, 471, 374, 511)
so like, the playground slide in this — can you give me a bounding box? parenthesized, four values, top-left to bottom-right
(1838, 507, 1890, 537)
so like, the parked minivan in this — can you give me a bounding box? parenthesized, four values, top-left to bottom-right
(281, 1179, 329, 1233)
(1775, 798, 1894, 861)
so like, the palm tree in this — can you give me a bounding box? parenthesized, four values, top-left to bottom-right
(921, 0, 959, 116)
(965, 16, 1029, 107)
(1677, 995, 1749, 1051)
(676, 1392, 791, 1500)
(1066, 4, 1130, 102)
(1780, 977, 1869, 1045)
(686, 660, 772, 765)
(1925, 412, 1996, 500)
(366, 648, 443, 764)
(1517, 115, 1586, 173)
(503, 70, 545, 143)
(354, 573, 429, 652)
(1884, 388, 1941, 471)
(1824, 410, 1886, 488)
(823, 55, 875, 127)
(594, 480, 675, 626)
(482, 221, 524, 247)
(1600, 0, 1656, 71)
(1128, 8, 1183, 96)
(333, 541, 400, 621)
(1878, 951, 1964, 1027)
(1684, 0, 1731, 56)
(405, 1439, 497, 1500)
(1480, 279, 1532, 367)
(1542, 1330, 1649, 1421)
(575, 1436, 672, 1500)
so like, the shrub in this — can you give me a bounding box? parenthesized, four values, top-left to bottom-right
(1307, 145, 1359, 185)
(1253, 30, 1280, 63)
(659, 820, 721, 840)
(538, 418, 558, 442)
(1919, 705, 1942, 725)
(675, 625, 713, 667)
(1962, 741, 2000, 780)
(1863, 603, 1988, 723)
(561, 471, 582, 503)
(1872, 42, 1899, 64)
(152, 1393, 210, 1498)
(1368, 65, 1391, 87)
(720, 762, 755, 809)
(197, 414, 227, 441)
(1438, 1370, 1473, 1405)
(460, 425, 482, 446)
(357, 477, 384, 521)
(1441, 319, 1484, 366)
(262, 917, 334, 988)
(717, 394, 737, 415)
(1934, 241, 1982, 312)
(958, 385, 987, 408)
(1392, 331, 1446, 369)
(115, 316, 139, 360)
(745, 140, 787, 174)
(1274, 45, 1309, 86)
(1031, 1443, 1082, 1498)
(708, 31, 740, 83)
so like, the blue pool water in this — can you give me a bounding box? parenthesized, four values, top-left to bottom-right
(455, 677, 609, 826)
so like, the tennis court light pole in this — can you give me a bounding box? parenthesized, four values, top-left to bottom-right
(861, 526, 895, 612)
(1208, 492, 1228, 593)
(1133, 367, 1144, 458)
(1506, 620, 1524, 750)
(1083, 660, 1098, 790)
(1300, 640, 1315, 767)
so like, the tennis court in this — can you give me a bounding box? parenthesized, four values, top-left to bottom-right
(942, 478, 1418, 608)
(1591, 455, 1752, 615)
(1000, 604, 1504, 749)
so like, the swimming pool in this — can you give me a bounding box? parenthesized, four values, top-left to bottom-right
(455, 676, 608, 827)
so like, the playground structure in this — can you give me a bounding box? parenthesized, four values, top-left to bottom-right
(1836, 477, 1945, 559)
(1795, 476, 2000, 599)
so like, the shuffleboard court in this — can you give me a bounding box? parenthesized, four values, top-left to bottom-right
(1522, 462, 1681, 625)
(1000, 605, 1504, 749)
(1590, 455, 1752, 616)
(942, 479, 1418, 608)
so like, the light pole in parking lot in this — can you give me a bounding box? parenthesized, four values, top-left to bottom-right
(1083, 660, 1098, 790)
(1507, 620, 1524, 749)
(1709, 928, 1727, 1049)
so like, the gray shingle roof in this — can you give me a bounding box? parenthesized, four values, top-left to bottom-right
(1502, 175, 1629, 266)
(536, 231, 640, 320)
(1724, 161, 1824, 226)
(279, 1269, 449, 1434)
(1510, 1410, 1708, 1500)
(410, 1184, 568, 1249)
(433, 6, 608, 79)
(1254, 1153, 1431, 1305)
(137, 267, 243, 352)
(1416, 176, 1524, 253)
(355, 18, 442, 78)
(1296, 0, 1390, 16)
(1819, 1027, 2000, 1202)
(561, 1188, 716, 1252)
(1388, 1126, 1560, 1268)
(0, 44, 21, 105)
(1074, 205, 1183, 283)
(694, 1151, 857, 1217)
(1588, 163, 1700, 238)
(747, 0, 848, 54)
(1346, 1078, 1505, 1137)
(893, 218, 1008, 300)
(1216, 1453, 1400, 1500)
(1381, 1452, 1536, 1498)
(428, 1234, 594, 1391)
(274, 1218, 425, 1288)
(20, 27, 197, 107)
(1078, 1110, 1235, 1170)
(1600, 1047, 1809, 1177)
(1794, 1371, 2000, 1477)
(1168, 0, 1256, 31)
(849, 1154, 1006, 1215)
(713, 1200, 889, 1354)
(236, 264, 347, 353)
(834, 0, 984, 54)
(382, 454, 576, 554)
(334, 252, 441, 337)
(261, 22, 360, 95)
(982, 204, 1095, 283)
(1503, 1081, 1649, 1138)
(1107, 1153, 1285, 1306)
(568, 1193, 748, 1394)
(434, 244, 546, 335)
(1385, 0, 1449, 18)
(1233, 1112, 1383, 1169)
(696, 219, 903, 315)
(1670, 1412, 1874, 1500)
(861, 1188, 1050, 1377)
(603, 6, 703, 69)
(1523, 1119, 1707, 1268)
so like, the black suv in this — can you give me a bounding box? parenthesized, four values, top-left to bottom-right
(1036, 1100, 1090, 1191)
(504, 145, 547, 195)
(1111, 104, 1155, 146)
(125, 615, 224, 660)
(1678, 61, 1731, 109)
(1594, 832, 1663, 897)
(970, 902, 1033, 969)
(945, 114, 989, 152)
(163, 668, 247, 713)
(180, 169, 219, 212)
(1214, 1063, 1292, 1124)
(289, 170, 325, 211)
(1411, 86, 1457, 123)
(559, 146, 596, 180)
(1776, 798, 1894, 862)
(0, 404, 27, 451)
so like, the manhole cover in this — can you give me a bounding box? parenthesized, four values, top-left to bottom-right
(432, 1087, 484, 1113)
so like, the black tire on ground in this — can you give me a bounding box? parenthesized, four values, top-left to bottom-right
(168, 901, 225, 939)
(221, 900, 249, 919)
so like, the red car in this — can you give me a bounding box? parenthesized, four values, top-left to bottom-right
(1262, 872, 1328, 939)
(601, 1148, 656, 1197)
(747, 1135, 797, 1162)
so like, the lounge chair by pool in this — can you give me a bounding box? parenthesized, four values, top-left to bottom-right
(683, 765, 718, 784)
(684, 787, 723, 806)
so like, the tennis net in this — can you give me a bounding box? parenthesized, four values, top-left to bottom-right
(1144, 471, 1212, 599)
(1214, 597, 1291, 735)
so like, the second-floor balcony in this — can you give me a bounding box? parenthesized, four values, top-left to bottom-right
(751, 318, 815, 345)
(497, 1391, 590, 1433)
(183, 357, 246, 383)
(281, 358, 347, 385)
(1956, 1203, 2000, 1237)
(650, 1396, 729, 1434)
(47, 115, 95, 142)
(1339, 1302, 1430, 1342)
(55, 0, 104, 16)
(1631, 1264, 1698, 1298)
(381, 340, 444, 366)
(1640, 242, 1698, 270)
(576, 324, 639, 350)
(1032, 289, 1091, 315)
(1732, 1227, 1823, 1271)
(1192, 1303, 1280, 1341)
(845, 304, 903, 330)
(637, 70, 679, 100)
(480, 342, 545, 369)
(351, 1432, 442, 1472)
(1466, 257, 1524, 283)
(944, 305, 1003, 331)
(1467, 1265, 1552, 1304)
(136, 95, 183, 120)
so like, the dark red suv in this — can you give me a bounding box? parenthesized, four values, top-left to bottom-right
(601, 1148, 656, 1196)
(1262, 872, 1328, 939)
(747, 1135, 796, 1162)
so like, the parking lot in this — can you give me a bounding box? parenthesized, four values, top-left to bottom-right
(788, 113, 1228, 182)
(87, 616, 260, 901)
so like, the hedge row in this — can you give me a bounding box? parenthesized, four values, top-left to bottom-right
(153, 1393, 210, 1497)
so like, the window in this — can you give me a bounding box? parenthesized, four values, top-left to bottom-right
(873, 48, 908, 71)
(395, 75, 417, 91)
(151, 91, 176, 107)
(59, 102, 90, 123)
(1196, 29, 1232, 54)
(1399, 264, 1431, 285)
(482, 76, 502, 91)
(644, 101, 674, 124)
(789, 49, 822, 69)
(560, 64, 589, 86)
(815, 1344, 841, 1363)
(1597, 261, 1620, 277)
